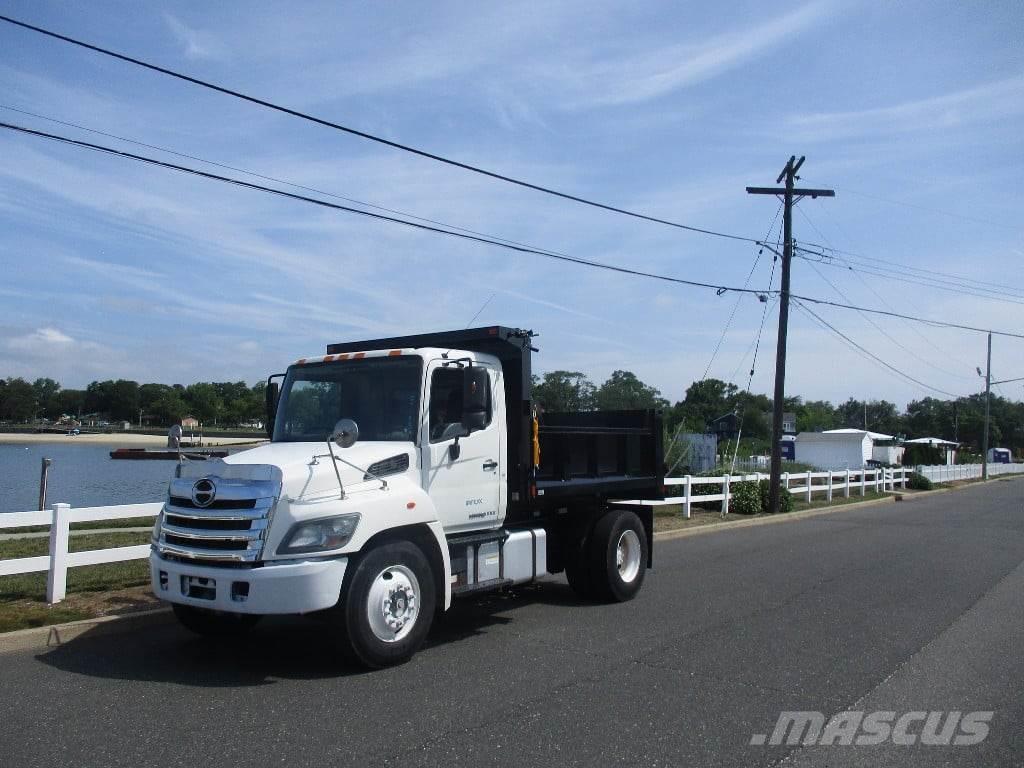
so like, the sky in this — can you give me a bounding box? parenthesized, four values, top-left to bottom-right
(1, 0, 1022, 409)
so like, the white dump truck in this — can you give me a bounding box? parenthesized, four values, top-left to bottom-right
(150, 327, 664, 667)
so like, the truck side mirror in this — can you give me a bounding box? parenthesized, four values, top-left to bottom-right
(461, 366, 489, 434)
(265, 374, 284, 438)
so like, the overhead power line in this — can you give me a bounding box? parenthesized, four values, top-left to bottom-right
(797, 251, 1024, 307)
(796, 203, 979, 379)
(5, 119, 1024, 342)
(0, 103, 595, 261)
(0, 14, 764, 245)
(0, 120, 766, 296)
(793, 299, 961, 398)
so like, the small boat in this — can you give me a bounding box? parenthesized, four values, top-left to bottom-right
(109, 448, 230, 461)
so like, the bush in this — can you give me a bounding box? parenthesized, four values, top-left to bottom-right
(758, 479, 794, 513)
(907, 472, 933, 491)
(729, 481, 762, 515)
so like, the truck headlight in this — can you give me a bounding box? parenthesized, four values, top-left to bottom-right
(277, 513, 360, 555)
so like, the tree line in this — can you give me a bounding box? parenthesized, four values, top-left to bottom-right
(0, 377, 266, 428)
(530, 371, 1022, 454)
(1, 371, 1020, 453)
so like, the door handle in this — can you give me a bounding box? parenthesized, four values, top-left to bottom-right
(482, 460, 498, 471)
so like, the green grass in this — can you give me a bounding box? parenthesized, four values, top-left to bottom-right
(12, 517, 157, 535)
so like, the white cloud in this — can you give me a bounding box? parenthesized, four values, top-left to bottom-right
(163, 14, 226, 61)
(7, 327, 75, 350)
(560, 1, 837, 108)
(789, 75, 1024, 141)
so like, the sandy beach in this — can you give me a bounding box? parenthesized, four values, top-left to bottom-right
(0, 432, 265, 447)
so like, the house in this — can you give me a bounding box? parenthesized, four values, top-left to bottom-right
(795, 430, 874, 470)
(708, 412, 740, 440)
(782, 412, 797, 434)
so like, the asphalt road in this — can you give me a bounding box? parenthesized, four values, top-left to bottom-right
(2, 478, 1023, 768)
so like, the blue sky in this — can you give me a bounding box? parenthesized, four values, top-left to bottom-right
(1, 0, 1022, 407)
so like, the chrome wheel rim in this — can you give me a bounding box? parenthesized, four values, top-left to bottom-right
(616, 529, 642, 583)
(366, 564, 420, 643)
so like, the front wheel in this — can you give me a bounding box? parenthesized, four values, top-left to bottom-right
(172, 604, 261, 637)
(587, 510, 648, 602)
(334, 541, 436, 668)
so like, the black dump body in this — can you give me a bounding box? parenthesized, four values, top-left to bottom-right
(326, 326, 664, 525)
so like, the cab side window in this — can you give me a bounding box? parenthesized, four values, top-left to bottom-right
(429, 367, 491, 442)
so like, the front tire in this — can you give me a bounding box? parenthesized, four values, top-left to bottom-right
(172, 604, 261, 637)
(335, 541, 436, 668)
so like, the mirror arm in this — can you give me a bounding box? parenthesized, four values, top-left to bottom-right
(325, 440, 346, 499)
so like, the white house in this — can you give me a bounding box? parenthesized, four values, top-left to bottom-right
(795, 430, 873, 470)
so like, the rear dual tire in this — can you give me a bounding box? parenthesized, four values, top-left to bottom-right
(566, 509, 648, 603)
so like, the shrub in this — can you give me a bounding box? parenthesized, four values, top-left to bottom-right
(907, 472, 933, 491)
(729, 480, 761, 515)
(758, 479, 794, 513)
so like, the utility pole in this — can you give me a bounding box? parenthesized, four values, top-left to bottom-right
(747, 157, 834, 513)
(982, 332, 992, 480)
(977, 340, 1024, 478)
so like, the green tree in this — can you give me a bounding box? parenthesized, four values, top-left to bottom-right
(185, 383, 223, 425)
(666, 378, 738, 433)
(57, 389, 85, 419)
(1, 377, 36, 421)
(150, 391, 188, 425)
(594, 370, 668, 411)
(532, 371, 596, 412)
(32, 378, 62, 419)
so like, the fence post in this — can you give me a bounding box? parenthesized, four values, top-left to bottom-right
(683, 475, 692, 520)
(844, 470, 850, 498)
(827, 472, 833, 502)
(874, 469, 881, 493)
(806, 471, 813, 503)
(860, 470, 866, 496)
(722, 475, 731, 517)
(46, 502, 71, 604)
(901, 468, 907, 489)
(782, 472, 790, 498)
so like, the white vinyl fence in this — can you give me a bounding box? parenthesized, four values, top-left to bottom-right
(2, 462, 1023, 605)
(616, 463, 1024, 519)
(0, 502, 161, 604)
(917, 462, 1024, 483)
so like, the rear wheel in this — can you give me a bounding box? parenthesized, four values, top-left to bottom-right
(334, 541, 436, 668)
(172, 604, 261, 637)
(587, 510, 648, 602)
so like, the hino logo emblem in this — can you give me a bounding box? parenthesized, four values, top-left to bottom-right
(191, 478, 216, 508)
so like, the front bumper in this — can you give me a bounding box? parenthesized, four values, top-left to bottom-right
(150, 551, 348, 615)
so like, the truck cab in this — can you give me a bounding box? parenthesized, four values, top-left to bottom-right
(151, 327, 663, 667)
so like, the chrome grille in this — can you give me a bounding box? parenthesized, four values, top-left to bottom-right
(156, 475, 279, 563)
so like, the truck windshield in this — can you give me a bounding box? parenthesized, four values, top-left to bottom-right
(273, 357, 422, 443)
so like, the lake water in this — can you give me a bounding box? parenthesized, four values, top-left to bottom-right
(0, 443, 179, 512)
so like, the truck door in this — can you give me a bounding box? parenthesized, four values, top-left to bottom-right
(423, 360, 503, 533)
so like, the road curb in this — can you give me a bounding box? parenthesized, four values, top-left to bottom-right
(0, 607, 172, 654)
